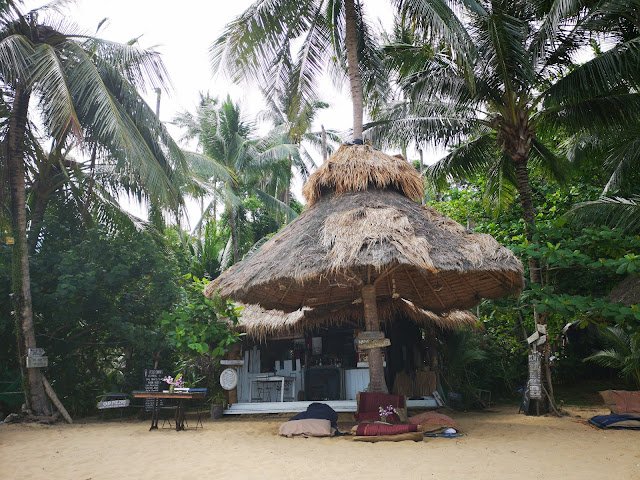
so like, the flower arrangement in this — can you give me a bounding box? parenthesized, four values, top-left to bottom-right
(378, 405, 397, 423)
(161, 374, 184, 392)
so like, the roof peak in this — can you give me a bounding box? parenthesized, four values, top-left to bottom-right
(302, 144, 424, 206)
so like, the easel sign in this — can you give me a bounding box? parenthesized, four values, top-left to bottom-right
(143, 369, 164, 412)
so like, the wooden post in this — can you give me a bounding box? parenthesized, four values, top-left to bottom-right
(42, 375, 72, 424)
(426, 326, 440, 391)
(362, 285, 388, 393)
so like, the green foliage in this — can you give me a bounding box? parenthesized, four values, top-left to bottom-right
(0, 200, 182, 415)
(585, 327, 640, 388)
(160, 275, 241, 358)
(431, 174, 639, 392)
(442, 328, 527, 406)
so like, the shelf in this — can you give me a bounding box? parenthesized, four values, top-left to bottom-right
(220, 360, 244, 365)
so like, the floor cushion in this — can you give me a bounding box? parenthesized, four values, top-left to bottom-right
(279, 419, 336, 438)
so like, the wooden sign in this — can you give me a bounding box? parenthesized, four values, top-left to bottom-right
(28, 348, 45, 356)
(26, 356, 48, 368)
(357, 338, 391, 350)
(97, 399, 130, 409)
(356, 331, 385, 341)
(528, 352, 542, 399)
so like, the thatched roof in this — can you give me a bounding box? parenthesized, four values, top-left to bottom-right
(236, 300, 479, 340)
(607, 275, 640, 306)
(302, 144, 424, 206)
(205, 144, 523, 314)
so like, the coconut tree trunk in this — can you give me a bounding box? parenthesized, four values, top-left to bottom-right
(321, 125, 328, 161)
(513, 160, 541, 285)
(362, 285, 388, 393)
(7, 87, 51, 416)
(80, 143, 98, 223)
(344, 0, 364, 141)
(513, 159, 555, 413)
(27, 192, 49, 256)
(228, 203, 239, 264)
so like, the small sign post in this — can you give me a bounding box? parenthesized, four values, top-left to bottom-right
(357, 337, 391, 350)
(26, 356, 48, 368)
(28, 348, 45, 357)
(97, 399, 130, 409)
(356, 331, 385, 341)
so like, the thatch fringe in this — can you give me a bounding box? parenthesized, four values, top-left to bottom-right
(302, 144, 424, 206)
(235, 300, 479, 341)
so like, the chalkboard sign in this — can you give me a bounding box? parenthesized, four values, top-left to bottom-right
(143, 369, 164, 412)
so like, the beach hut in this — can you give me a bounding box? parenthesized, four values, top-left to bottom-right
(227, 300, 479, 408)
(206, 144, 523, 396)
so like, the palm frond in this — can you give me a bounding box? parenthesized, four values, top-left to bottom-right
(426, 133, 497, 191)
(566, 195, 640, 235)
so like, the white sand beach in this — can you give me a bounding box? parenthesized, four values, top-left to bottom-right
(1, 405, 639, 480)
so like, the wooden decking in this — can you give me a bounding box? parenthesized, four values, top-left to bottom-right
(223, 397, 438, 415)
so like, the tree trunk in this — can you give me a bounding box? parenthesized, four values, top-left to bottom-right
(284, 155, 292, 213)
(362, 285, 388, 393)
(27, 192, 49, 256)
(321, 125, 328, 161)
(228, 203, 239, 264)
(513, 159, 555, 413)
(80, 144, 98, 223)
(7, 87, 51, 416)
(344, 0, 364, 141)
(514, 160, 541, 285)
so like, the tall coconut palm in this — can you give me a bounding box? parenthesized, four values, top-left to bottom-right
(211, 0, 392, 140)
(366, 0, 640, 406)
(0, 3, 187, 416)
(175, 95, 298, 264)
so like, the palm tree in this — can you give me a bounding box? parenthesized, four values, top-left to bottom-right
(210, 0, 390, 140)
(175, 95, 298, 264)
(585, 326, 640, 389)
(0, 3, 187, 416)
(365, 0, 640, 406)
(562, 3, 640, 234)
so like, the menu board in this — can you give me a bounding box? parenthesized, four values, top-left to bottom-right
(143, 369, 164, 412)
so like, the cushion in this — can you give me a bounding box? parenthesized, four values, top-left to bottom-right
(289, 402, 338, 428)
(408, 411, 460, 432)
(355, 392, 407, 423)
(354, 423, 418, 436)
(279, 419, 336, 438)
(353, 432, 424, 442)
(599, 390, 640, 414)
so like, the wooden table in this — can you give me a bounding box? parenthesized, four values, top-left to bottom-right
(133, 391, 205, 431)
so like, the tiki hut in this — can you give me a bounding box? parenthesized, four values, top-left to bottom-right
(206, 144, 523, 392)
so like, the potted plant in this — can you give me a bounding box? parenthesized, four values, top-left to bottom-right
(210, 389, 227, 419)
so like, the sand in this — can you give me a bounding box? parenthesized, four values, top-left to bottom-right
(1, 405, 639, 480)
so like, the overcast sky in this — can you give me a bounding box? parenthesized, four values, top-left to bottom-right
(24, 0, 398, 138)
(21, 0, 435, 226)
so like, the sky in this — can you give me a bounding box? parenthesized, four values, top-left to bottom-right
(24, 0, 397, 137)
(21, 0, 438, 227)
